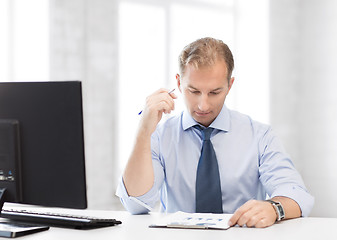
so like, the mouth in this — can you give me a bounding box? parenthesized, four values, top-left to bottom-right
(195, 111, 211, 117)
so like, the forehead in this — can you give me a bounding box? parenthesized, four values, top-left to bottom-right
(182, 60, 228, 88)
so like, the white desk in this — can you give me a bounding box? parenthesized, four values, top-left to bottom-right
(1, 205, 337, 240)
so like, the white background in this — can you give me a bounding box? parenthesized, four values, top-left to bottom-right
(0, 0, 336, 217)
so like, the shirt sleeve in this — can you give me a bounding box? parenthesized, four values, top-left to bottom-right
(258, 126, 314, 217)
(115, 176, 159, 214)
(115, 130, 165, 214)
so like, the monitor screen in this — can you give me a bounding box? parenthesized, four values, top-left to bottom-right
(0, 81, 87, 209)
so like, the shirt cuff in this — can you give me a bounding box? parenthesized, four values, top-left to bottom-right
(115, 176, 159, 215)
(271, 184, 315, 217)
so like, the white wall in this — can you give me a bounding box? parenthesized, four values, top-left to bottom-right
(49, 0, 121, 209)
(270, 0, 337, 217)
(49, 0, 337, 216)
(232, 0, 269, 124)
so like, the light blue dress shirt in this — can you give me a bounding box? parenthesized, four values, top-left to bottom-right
(116, 104, 314, 216)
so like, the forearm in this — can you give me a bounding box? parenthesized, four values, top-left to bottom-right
(123, 88, 176, 197)
(272, 196, 301, 220)
(228, 197, 302, 228)
(123, 128, 154, 197)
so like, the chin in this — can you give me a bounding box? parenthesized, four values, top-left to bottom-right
(194, 116, 212, 127)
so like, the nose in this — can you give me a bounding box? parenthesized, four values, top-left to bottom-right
(198, 94, 210, 112)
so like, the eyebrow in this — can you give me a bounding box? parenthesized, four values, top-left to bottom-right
(187, 85, 224, 92)
(210, 88, 224, 92)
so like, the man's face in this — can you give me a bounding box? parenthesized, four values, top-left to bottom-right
(177, 60, 234, 127)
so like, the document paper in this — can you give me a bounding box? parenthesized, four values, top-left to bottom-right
(149, 211, 233, 230)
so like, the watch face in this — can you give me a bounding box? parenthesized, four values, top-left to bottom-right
(266, 200, 285, 221)
(276, 204, 285, 219)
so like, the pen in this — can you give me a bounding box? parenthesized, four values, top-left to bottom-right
(138, 88, 176, 115)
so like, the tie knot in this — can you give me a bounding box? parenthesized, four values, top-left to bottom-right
(202, 128, 213, 140)
(194, 125, 213, 141)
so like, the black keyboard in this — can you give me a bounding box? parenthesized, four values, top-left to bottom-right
(1, 208, 122, 229)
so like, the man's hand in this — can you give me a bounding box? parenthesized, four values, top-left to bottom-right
(139, 88, 177, 136)
(228, 200, 277, 228)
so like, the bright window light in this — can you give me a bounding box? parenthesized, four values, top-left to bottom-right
(117, 0, 235, 170)
(0, 0, 10, 82)
(118, 2, 166, 169)
(0, 0, 49, 82)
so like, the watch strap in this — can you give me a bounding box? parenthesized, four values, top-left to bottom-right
(265, 200, 285, 221)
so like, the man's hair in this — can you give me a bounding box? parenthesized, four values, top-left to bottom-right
(178, 37, 234, 82)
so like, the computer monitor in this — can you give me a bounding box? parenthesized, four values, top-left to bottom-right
(0, 81, 87, 209)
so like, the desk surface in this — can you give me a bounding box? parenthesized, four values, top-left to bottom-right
(1, 205, 337, 240)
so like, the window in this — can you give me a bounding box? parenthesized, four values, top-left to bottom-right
(118, 0, 236, 170)
(0, 0, 49, 82)
(0, 0, 270, 187)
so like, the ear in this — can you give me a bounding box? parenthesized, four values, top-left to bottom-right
(176, 74, 182, 93)
(227, 77, 235, 93)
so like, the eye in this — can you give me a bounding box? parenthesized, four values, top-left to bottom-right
(190, 89, 200, 94)
(210, 91, 220, 95)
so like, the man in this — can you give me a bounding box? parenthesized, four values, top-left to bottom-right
(116, 37, 314, 228)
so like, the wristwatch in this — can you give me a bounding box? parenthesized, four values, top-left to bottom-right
(265, 200, 285, 221)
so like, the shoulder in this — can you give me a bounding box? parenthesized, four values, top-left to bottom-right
(228, 109, 280, 153)
(158, 112, 182, 130)
(151, 112, 183, 154)
(152, 112, 183, 139)
(229, 108, 270, 133)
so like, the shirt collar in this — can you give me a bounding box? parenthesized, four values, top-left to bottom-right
(182, 104, 230, 132)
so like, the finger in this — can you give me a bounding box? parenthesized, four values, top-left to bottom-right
(143, 89, 176, 118)
(228, 200, 256, 227)
(229, 206, 250, 226)
(163, 94, 175, 111)
(146, 93, 174, 111)
(159, 92, 176, 112)
(246, 213, 264, 228)
(156, 100, 174, 114)
(169, 92, 178, 99)
(156, 88, 176, 97)
(155, 88, 171, 94)
(239, 201, 276, 228)
(158, 90, 176, 106)
(151, 88, 177, 105)
(236, 207, 260, 227)
(167, 88, 177, 98)
(153, 98, 174, 114)
(228, 212, 240, 227)
(254, 217, 274, 228)
(158, 88, 177, 102)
